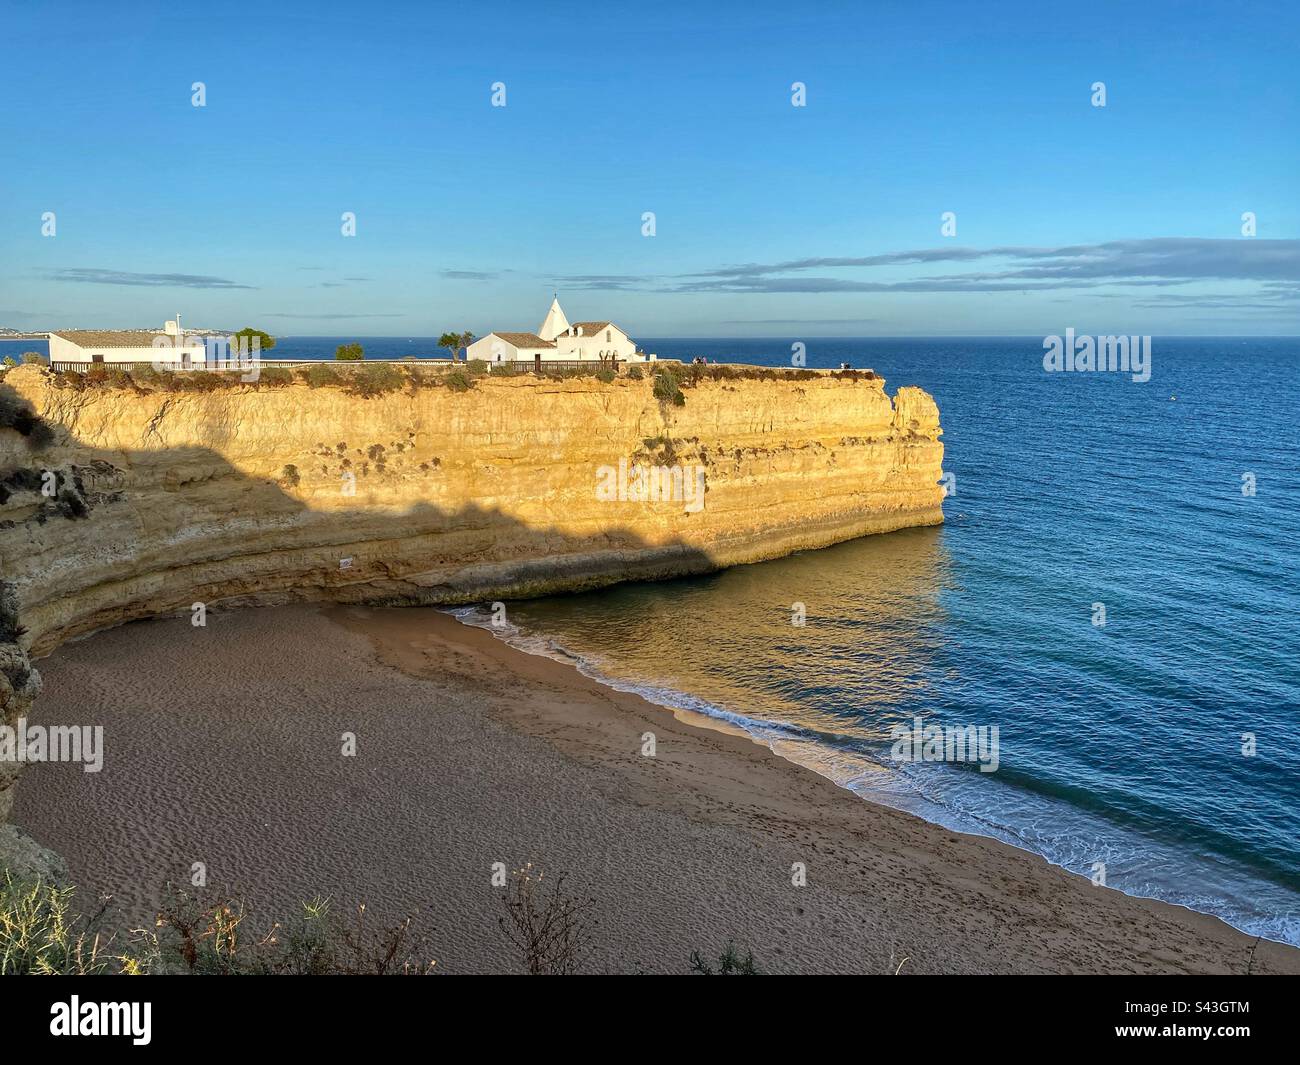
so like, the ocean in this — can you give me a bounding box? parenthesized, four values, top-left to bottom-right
(8, 333, 1298, 944)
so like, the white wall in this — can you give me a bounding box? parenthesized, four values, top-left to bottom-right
(554, 325, 636, 361)
(467, 335, 555, 362)
(49, 335, 208, 367)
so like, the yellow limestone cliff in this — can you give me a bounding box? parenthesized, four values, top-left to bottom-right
(0, 363, 943, 841)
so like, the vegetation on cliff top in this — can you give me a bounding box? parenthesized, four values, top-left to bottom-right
(29, 361, 876, 400)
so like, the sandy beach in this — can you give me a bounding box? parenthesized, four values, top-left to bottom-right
(11, 602, 1299, 975)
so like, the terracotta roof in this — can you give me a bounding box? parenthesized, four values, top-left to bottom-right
(50, 329, 181, 348)
(570, 321, 616, 336)
(492, 332, 556, 348)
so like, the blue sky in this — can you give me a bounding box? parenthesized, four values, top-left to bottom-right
(2, 0, 1297, 336)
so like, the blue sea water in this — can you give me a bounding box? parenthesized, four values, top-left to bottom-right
(9, 332, 1298, 943)
(449, 335, 1300, 947)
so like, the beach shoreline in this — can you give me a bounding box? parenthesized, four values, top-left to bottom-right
(12, 602, 1299, 975)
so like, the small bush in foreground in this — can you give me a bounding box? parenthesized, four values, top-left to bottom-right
(136, 884, 435, 975)
(335, 342, 365, 361)
(0, 875, 116, 975)
(689, 941, 761, 975)
(0, 876, 436, 975)
(467, 358, 488, 376)
(498, 864, 593, 976)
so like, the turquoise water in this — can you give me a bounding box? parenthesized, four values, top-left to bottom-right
(450, 336, 1300, 946)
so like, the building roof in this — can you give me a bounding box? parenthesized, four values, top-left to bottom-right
(537, 297, 571, 342)
(570, 321, 616, 337)
(50, 329, 180, 348)
(492, 332, 556, 349)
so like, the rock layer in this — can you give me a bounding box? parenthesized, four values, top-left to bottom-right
(0, 364, 943, 837)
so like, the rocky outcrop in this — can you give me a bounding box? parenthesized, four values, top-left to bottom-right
(0, 363, 943, 860)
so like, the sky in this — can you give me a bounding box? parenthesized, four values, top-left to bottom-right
(1, 0, 1297, 337)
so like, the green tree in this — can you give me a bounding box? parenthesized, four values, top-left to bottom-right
(232, 327, 276, 354)
(335, 343, 365, 361)
(439, 331, 475, 362)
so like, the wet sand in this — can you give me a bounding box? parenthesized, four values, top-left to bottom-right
(12, 603, 1299, 974)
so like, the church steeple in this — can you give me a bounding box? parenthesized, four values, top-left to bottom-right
(537, 294, 570, 341)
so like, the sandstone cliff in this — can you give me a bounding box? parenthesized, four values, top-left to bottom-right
(0, 363, 943, 842)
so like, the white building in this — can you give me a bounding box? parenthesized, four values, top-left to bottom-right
(47, 317, 210, 370)
(467, 297, 645, 364)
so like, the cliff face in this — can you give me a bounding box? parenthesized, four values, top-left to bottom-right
(0, 364, 943, 833)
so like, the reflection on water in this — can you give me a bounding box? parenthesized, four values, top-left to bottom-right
(521, 525, 951, 742)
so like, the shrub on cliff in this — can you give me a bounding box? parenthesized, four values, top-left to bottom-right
(20, 352, 46, 365)
(347, 363, 404, 397)
(652, 366, 685, 406)
(301, 363, 340, 388)
(130, 364, 162, 388)
(153, 370, 229, 393)
(255, 367, 293, 388)
(595, 366, 617, 384)
(626, 365, 644, 380)
(335, 342, 365, 361)
(444, 370, 473, 393)
(489, 362, 516, 377)
(467, 358, 488, 376)
(176, 371, 229, 392)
